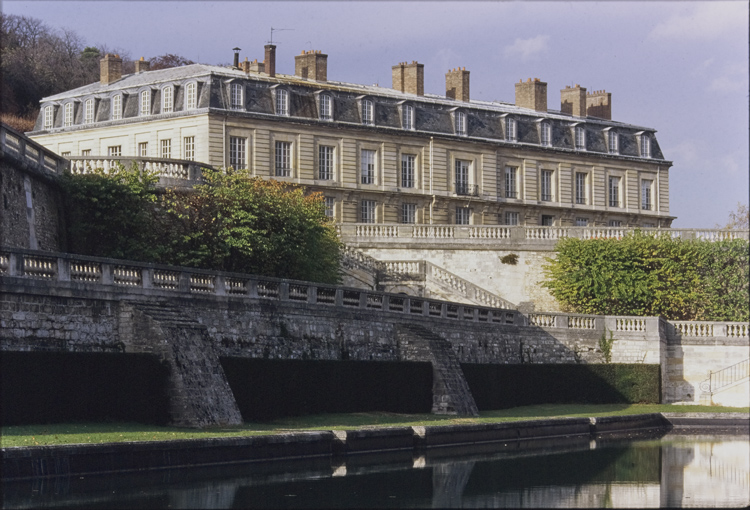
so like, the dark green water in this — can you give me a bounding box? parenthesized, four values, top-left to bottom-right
(3, 432, 748, 508)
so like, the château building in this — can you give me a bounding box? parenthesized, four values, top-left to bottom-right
(29, 45, 673, 228)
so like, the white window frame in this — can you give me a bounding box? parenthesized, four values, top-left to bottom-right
(324, 197, 335, 218)
(575, 125, 586, 150)
(112, 94, 122, 121)
(640, 134, 651, 158)
(575, 172, 587, 205)
(84, 99, 94, 124)
(455, 206, 471, 225)
(319, 94, 332, 121)
(608, 176, 621, 208)
(541, 169, 553, 202)
(275, 140, 292, 177)
(540, 122, 551, 147)
(160, 139, 172, 159)
(64, 102, 73, 127)
(230, 83, 244, 110)
(183, 136, 195, 161)
(318, 145, 334, 180)
(401, 154, 416, 188)
(505, 211, 519, 226)
(575, 217, 588, 227)
(505, 166, 517, 198)
(229, 136, 246, 169)
(506, 118, 517, 142)
(107, 145, 122, 157)
(43, 106, 54, 129)
(360, 148, 376, 184)
(360, 200, 376, 223)
(81, 149, 91, 156)
(140, 90, 151, 116)
(185, 82, 197, 110)
(162, 85, 173, 113)
(402, 104, 414, 130)
(138, 142, 148, 157)
(401, 203, 417, 224)
(276, 88, 289, 116)
(455, 111, 466, 136)
(641, 179, 653, 210)
(362, 99, 374, 125)
(455, 160, 471, 195)
(608, 131, 618, 154)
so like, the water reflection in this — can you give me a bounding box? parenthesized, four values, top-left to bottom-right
(3, 432, 748, 508)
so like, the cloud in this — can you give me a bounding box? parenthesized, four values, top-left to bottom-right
(503, 35, 550, 60)
(708, 63, 749, 93)
(648, 2, 746, 41)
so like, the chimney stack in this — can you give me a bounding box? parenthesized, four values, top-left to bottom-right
(392, 61, 424, 96)
(561, 84, 587, 117)
(295, 49, 328, 81)
(233, 47, 241, 68)
(134, 57, 150, 74)
(515, 78, 547, 112)
(446, 67, 470, 102)
(264, 44, 276, 78)
(586, 90, 612, 120)
(100, 53, 123, 84)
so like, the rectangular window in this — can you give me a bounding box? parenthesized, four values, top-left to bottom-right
(608, 132, 618, 154)
(112, 94, 122, 120)
(609, 220, 622, 227)
(138, 142, 148, 157)
(575, 125, 586, 150)
(641, 180, 653, 210)
(361, 149, 376, 184)
(140, 90, 151, 116)
(160, 139, 171, 159)
(60, 151, 71, 157)
(276, 89, 289, 115)
(360, 200, 376, 223)
(455, 111, 466, 135)
(402, 105, 414, 130)
(275, 141, 291, 176)
(455, 207, 471, 225)
(362, 99, 373, 125)
(506, 118, 516, 141)
(84, 99, 94, 124)
(162, 86, 173, 113)
(64, 103, 73, 127)
(455, 160, 470, 195)
(186, 82, 197, 110)
(231, 83, 243, 109)
(541, 122, 550, 147)
(575, 217, 588, 227)
(505, 166, 517, 198)
(324, 197, 335, 218)
(81, 149, 91, 156)
(575, 172, 586, 204)
(609, 176, 621, 207)
(641, 135, 651, 158)
(44, 106, 53, 129)
(541, 170, 553, 201)
(505, 211, 519, 226)
(107, 145, 121, 157)
(401, 154, 415, 188)
(229, 136, 246, 169)
(541, 215, 554, 226)
(402, 203, 417, 224)
(320, 94, 332, 120)
(318, 145, 334, 180)
(183, 136, 195, 161)
(643, 223, 656, 228)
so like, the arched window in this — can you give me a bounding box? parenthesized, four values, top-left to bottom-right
(185, 82, 197, 110)
(112, 94, 122, 120)
(276, 89, 289, 116)
(140, 90, 151, 116)
(162, 85, 173, 113)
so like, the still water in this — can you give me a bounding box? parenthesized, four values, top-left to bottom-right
(3, 431, 748, 508)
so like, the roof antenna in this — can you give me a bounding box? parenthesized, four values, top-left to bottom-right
(268, 27, 294, 44)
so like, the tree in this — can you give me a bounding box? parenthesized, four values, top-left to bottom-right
(148, 53, 195, 71)
(717, 202, 749, 230)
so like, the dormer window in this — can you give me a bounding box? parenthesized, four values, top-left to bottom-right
(402, 104, 414, 130)
(362, 99, 374, 125)
(185, 82, 197, 110)
(84, 99, 94, 124)
(140, 90, 151, 116)
(230, 83, 243, 110)
(64, 102, 73, 127)
(43, 106, 53, 129)
(162, 85, 173, 113)
(319, 94, 332, 120)
(540, 122, 551, 147)
(574, 125, 586, 150)
(112, 94, 122, 120)
(506, 118, 517, 141)
(640, 134, 651, 158)
(455, 111, 466, 136)
(608, 131, 619, 154)
(276, 88, 289, 116)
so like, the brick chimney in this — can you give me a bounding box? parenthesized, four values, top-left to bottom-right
(295, 50, 328, 81)
(561, 84, 587, 117)
(392, 61, 424, 96)
(586, 90, 612, 120)
(240, 58, 264, 73)
(134, 57, 150, 74)
(100, 54, 123, 84)
(515, 78, 547, 112)
(446, 67, 470, 102)
(264, 44, 276, 78)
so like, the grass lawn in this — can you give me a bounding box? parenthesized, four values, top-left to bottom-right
(1, 403, 746, 448)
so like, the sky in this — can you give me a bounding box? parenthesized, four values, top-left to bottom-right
(4, 1, 748, 228)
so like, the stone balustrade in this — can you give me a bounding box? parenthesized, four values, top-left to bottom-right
(1, 123, 68, 176)
(67, 156, 209, 183)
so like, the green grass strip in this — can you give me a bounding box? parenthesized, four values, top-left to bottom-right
(2, 404, 746, 448)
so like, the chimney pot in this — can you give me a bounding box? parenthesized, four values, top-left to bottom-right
(264, 44, 276, 77)
(294, 48, 327, 81)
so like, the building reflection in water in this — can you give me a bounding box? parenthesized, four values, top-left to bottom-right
(3, 433, 749, 508)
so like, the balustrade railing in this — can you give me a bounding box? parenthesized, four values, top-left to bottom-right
(0, 123, 67, 175)
(700, 359, 749, 394)
(67, 156, 210, 182)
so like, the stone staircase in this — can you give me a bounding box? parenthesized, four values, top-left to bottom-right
(125, 302, 243, 428)
(396, 323, 479, 416)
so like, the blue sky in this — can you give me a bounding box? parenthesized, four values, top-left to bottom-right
(5, 1, 748, 228)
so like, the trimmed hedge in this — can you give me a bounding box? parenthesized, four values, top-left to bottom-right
(462, 364, 660, 410)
